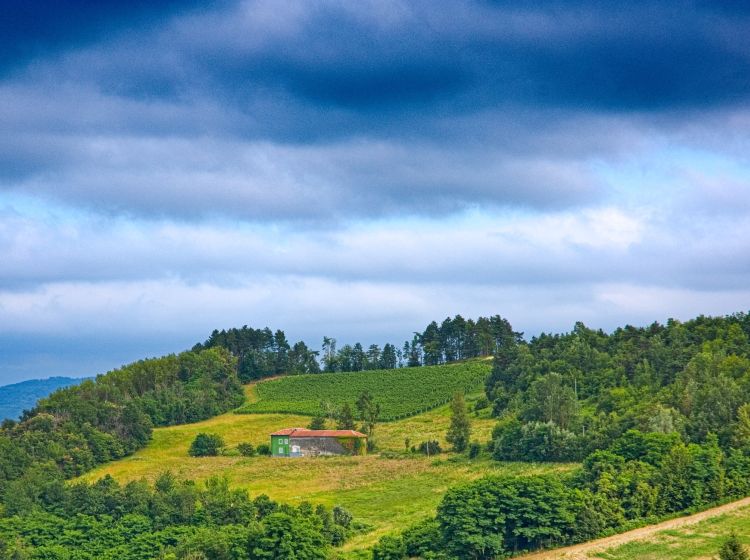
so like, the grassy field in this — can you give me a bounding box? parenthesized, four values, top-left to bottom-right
(80, 382, 571, 555)
(236, 360, 492, 420)
(595, 505, 750, 560)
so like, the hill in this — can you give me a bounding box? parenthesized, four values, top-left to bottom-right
(82, 383, 570, 555)
(236, 360, 492, 420)
(9, 312, 750, 560)
(0, 376, 86, 420)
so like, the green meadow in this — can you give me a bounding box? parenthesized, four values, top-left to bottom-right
(81, 376, 573, 554)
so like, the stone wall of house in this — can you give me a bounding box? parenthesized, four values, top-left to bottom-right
(291, 436, 349, 456)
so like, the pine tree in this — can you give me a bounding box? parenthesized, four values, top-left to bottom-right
(718, 533, 749, 560)
(446, 392, 471, 452)
(336, 404, 356, 430)
(308, 415, 326, 430)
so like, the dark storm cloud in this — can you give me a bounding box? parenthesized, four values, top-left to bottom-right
(164, 0, 750, 114)
(1, 0, 749, 222)
(0, 0, 218, 75)
(9, 0, 750, 121)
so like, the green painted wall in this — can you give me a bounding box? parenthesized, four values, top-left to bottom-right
(271, 435, 290, 457)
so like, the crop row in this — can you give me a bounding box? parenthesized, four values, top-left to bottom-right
(235, 360, 492, 420)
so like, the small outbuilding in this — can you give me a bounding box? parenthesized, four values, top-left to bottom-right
(270, 428, 367, 457)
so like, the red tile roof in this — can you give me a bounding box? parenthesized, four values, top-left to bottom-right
(271, 428, 367, 438)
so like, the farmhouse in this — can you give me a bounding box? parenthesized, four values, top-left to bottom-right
(271, 428, 367, 457)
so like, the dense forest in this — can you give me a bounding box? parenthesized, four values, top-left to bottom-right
(196, 314, 515, 381)
(0, 472, 355, 559)
(374, 312, 750, 559)
(0, 348, 243, 507)
(194, 327, 321, 381)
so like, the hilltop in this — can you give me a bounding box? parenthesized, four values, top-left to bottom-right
(5, 312, 750, 560)
(80, 362, 539, 555)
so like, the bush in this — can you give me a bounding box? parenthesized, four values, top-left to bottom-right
(403, 518, 443, 558)
(256, 443, 271, 456)
(328, 524, 347, 547)
(473, 396, 490, 411)
(372, 535, 406, 560)
(237, 442, 255, 457)
(468, 441, 482, 459)
(492, 420, 581, 462)
(718, 533, 750, 560)
(308, 416, 326, 430)
(188, 433, 225, 457)
(418, 440, 442, 455)
(333, 505, 353, 528)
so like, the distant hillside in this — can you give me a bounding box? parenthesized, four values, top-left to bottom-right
(0, 377, 86, 420)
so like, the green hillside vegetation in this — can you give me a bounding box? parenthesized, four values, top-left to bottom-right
(80, 393, 522, 553)
(371, 312, 750, 559)
(0, 474, 351, 560)
(5, 312, 750, 560)
(236, 360, 491, 420)
(0, 347, 242, 486)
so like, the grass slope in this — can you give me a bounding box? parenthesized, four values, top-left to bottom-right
(595, 505, 750, 560)
(236, 360, 492, 420)
(81, 383, 572, 555)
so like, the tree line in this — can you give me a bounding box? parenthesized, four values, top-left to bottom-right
(194, 327, 321, 382)
(484, 313, 750, 462)
(197, 314, 516, 380)
(373, 311, 750, 558)
(322, 314, 516, 372)
(0, 471, 357, 559)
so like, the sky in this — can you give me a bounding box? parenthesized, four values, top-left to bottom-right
(1, 0, 750, 383)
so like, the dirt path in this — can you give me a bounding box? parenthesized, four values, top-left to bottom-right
(517, 496, 750, 559)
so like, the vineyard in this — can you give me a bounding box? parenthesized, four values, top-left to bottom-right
(235, 360, 492, 420)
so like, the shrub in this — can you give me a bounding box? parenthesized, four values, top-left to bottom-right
(328, 525, 347, 547)
(473, 396, 490, 411)
(468, 441, 482, 459)
(418, 440, 442, 455)
(372, 535, 406, 560)
(308, 416, 326, 430)
(256, 443, 271, 456)
(446, 393, 471, 452)
(188, 433, 225, 457)
(333, 505, 353, 528)
(493, 420, 581, 462)
(719, 533, 750, 560)
(237, 442, 255, 457)
(403, 518, 443, 558)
